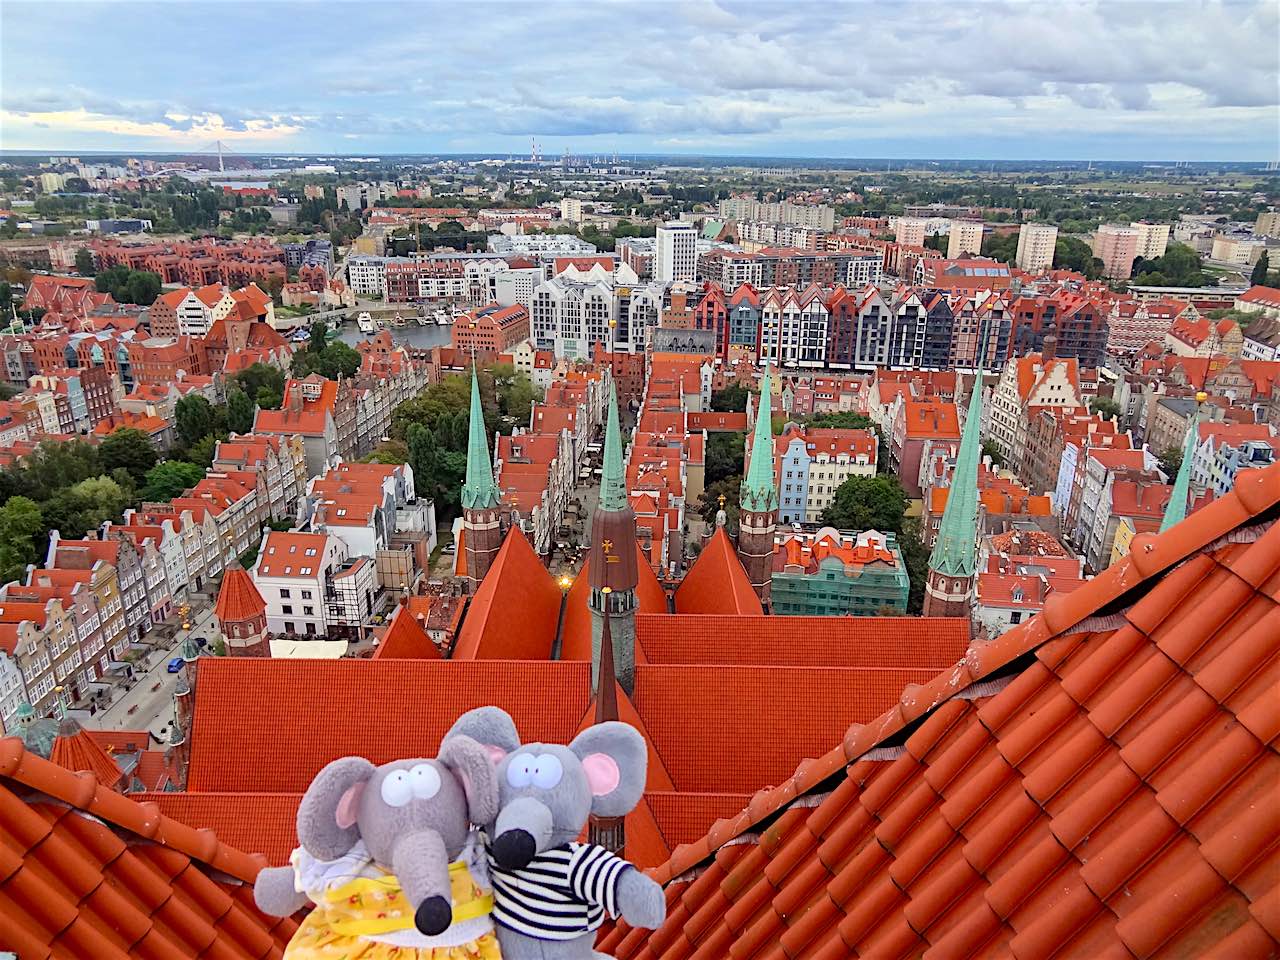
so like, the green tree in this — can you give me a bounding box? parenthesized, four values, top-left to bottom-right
(257, 386, 283, 410)
(98, 427, 158, 486)
(980, 439, 1007, 468)
(407, 425, 438, 501)
(187, 435, 220, 470)
(705, 432, 745, 485)
(1090, 396, 1122, 420)
(1158, 446, 1183, 479)
(140, 460, 204, 503)
(0, 496, 43, 583)
(233, 362, 286, 401)
(309, 319, 328, 354)
(981, 233, 1019, 264)
(1053, 236, 1102, 279)
(175, 395, 217, 447)
(226, 385, 256, 434)
(1133, 243, 1210, 287)
(899, 517, 930, 614)
(44, 476, 129, 539)
(74, 248, 95, 276)
(696, 476, 741, 532)
(710, 383, 748, 412)
(821, 475, 908, 534)
(19, 440, 102, 501)
(1251, 251, 1270, 287)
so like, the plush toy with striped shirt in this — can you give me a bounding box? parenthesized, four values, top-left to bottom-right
(446, 707, 667, 960)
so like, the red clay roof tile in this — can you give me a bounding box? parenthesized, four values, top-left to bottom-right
(602, 461, 1280, 959)
(0, 737, 294, 958)
(452, 528, 563, 660)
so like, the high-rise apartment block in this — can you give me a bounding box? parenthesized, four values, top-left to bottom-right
(1255, 211, 1280, 238)
(1131, 221, 1171, 260)
(895, 217, 928, 247)
(1016, 223, 1059, 274)
(1093, 224, 1141, 279)
(656, 221, 697, 282)
(947, 219, 984, 258)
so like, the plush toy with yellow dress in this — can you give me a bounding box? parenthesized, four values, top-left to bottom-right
(254, 733, 503, 959)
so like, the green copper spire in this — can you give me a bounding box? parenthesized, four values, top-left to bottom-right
(930, 370, 984, 577)
(1160, 396, 1203, 532)
(461, 367, 500, 510)
(600, 382, 627, 512)
(741, 365, 778, 512)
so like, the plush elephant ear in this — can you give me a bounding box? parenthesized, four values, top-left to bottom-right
(445, 706, 520, 766)
(297, 756, 375, 861)
(439, 734, 500, 827)
(569, 721, 647, 818)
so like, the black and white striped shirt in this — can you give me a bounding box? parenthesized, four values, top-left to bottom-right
(489, 842, 632, 940)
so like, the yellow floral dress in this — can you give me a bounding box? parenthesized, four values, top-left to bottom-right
(284, 844, 501, 960)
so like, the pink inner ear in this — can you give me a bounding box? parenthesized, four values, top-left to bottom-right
(582, 753, 621, 797)
(335, 782, 364, 829)
(483, 745, 506, 766)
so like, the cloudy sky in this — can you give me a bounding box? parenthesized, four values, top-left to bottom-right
(2, 1, 1277, 160)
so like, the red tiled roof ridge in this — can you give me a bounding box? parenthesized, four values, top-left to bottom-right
(636, 460, 1280, 889)
(0, 735, 271, 883)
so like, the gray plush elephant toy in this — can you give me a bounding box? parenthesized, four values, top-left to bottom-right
(253, 733, 500, 940)
(446, 707, 667, 960)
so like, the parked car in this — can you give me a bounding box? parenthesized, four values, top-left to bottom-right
(166, 658, 184, 673)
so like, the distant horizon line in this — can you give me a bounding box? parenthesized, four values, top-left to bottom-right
(1, 148, 1274, 168)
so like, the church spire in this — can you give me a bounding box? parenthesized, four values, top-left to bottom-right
(929, 368, 983, 578)
(600, 381, 627, 512)
(462, 366, 499, 511)
(1161, 391, 1206, 532)
(741, 365, 778, 512)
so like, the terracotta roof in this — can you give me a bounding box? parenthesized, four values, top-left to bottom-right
(632, 664, 941, 794)
(187, 658, 593, 792)
(137, 792, 304, 868)
(452, 528, 563, 660)
(213, 561, 267, 624)
(674, 528, 763, 615)
(47, 719, 123, 790)
(599, 460, 1280, 960)
(0, 736, 296, 958)
(900, 400, 961, 440)
(255, 531, 327, 577)
(372, 600, 442, 660)
(636, 614, 969, 667)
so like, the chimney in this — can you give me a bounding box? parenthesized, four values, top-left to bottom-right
(1042, 331, 1057, 361)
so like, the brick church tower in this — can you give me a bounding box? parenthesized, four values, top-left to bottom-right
(213, 561, 270, 657)
(588, 384, 639, 694)
(461, 367, 505, 592)
(737, 365, 779, 607)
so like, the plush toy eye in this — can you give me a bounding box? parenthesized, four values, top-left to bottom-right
(380, 770, 413, 807)
(506, 752, 536, 789)
(531, 754, 563, 790)
(409, 763, 442, 800)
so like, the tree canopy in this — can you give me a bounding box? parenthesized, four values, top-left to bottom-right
(98, 427, 158, 486)
(141, 460, 205, 503)
(0, 496, 43, 584)
(710, 383, 748, 412)
(94, 265, 161, 305)
(821, 476, 908, 534)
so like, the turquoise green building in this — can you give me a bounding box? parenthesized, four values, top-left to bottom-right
(770, 530, 911, 616)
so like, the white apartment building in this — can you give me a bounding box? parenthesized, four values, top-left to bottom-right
(846, 253, 883, 287)
(488, 234, 598, 257)
(947, 220, 984, 258)
(717, 198, 836, 231)
(494, 267, 543, 311)
(252, 530, 347, 637)
(348, 255, 387, 296)
(1016, 223, 1059, 274)
(895, 217, 928, 247)
(171, 286, 235, 337)
(655, 221, 697, 283)
(1132, 221, 1171, 260)
(530, 277, 618, 358)
(560, 197, 583, 223)
(1211, 234, 1269, 266)
(758, 286, 830, 367)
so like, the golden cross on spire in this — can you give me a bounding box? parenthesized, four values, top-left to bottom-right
(718, 493, 727, 508)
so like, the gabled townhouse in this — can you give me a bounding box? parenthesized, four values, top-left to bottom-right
(47, 534, 150, 644)
(114, 511, 190, 601)
(774, 424, 877, 524)
(212, 434, 308, 522)
(984, 349, 1082, 467)
(1190, 422, 1277, 498)
(253, 375, 340, 478)
(1165, 315, 1243, 358)
(0, 597, 78, 722)
(135, 503, 222, 595)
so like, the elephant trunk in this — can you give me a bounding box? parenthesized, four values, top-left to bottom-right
(490, 795, 554, 870)
(390, 828, 454, 935)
